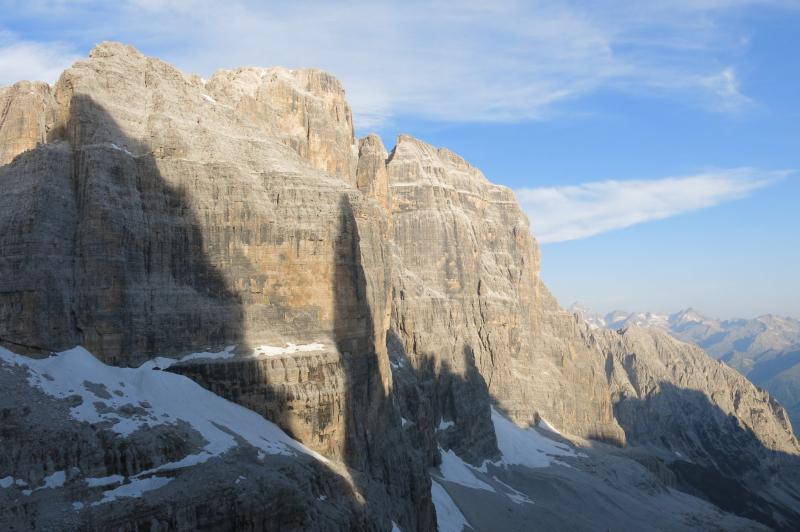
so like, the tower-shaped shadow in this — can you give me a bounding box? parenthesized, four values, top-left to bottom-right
(333, 194, 436, 531)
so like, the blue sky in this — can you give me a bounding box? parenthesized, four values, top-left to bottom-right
(1, 0, 798, 318)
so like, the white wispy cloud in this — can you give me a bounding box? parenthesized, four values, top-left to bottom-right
(0, 32, 79, 86)
(1, 0, 796, 127)
(516, 169, 787, 243)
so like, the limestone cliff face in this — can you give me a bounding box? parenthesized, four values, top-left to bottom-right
(206, 66, 358, 183)
(372, 133, 799, 527)
(0, 81, 60, 165)
(356, 134, 391, 212)
(1, 41, 383, 368)
(384, 134, 624, 449)
(0, 42, 431, 531)
(1, 42, 799, 531)
(605, 325, 800, 460)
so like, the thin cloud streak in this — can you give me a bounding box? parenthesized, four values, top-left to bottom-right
(2, 0, 797, 126)
(517, 169, 787, 243)
(0, 32, 79, 86)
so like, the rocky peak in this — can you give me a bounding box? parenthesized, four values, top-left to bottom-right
(207, 65, 357, 183)
(88, 41, 145, 60)
(356, 133, 391, 212)
(385, 133, 625, 447)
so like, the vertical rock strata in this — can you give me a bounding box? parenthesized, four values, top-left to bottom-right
(1, 42, 798, 530)
(205, 66, 358, 183)
(0, 42, 430, 531)
(0, 81, 60, 165)
(385, 135, 625, 447)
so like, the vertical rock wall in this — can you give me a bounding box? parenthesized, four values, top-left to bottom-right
(0, 42, 432, 531)
(384, 135, 625, 450)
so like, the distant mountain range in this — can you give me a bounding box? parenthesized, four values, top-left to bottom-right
(571, 304, 800, 434)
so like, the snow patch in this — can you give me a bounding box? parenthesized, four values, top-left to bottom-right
(252, 343, 326, 357)
(139, 346, 236, 370)
(108, 143, 134, 157)
(492, 476, 534, 505)
(175, 345, 236, 364)
(431, 479, 471, 532)
(537, 417, 562, 436)
(0, 346, 327, 474)
(2, 472, 61, 492)
(201, 94, 216, 104)
(491, 408, 575, 469)
(86, 475, 125, 488)
(93, 476, 172, 505)
(438, 419, 455, 431)
(41, 470, 66, 489)
(438, 448, 495, 492)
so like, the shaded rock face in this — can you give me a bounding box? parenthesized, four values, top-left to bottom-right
(576, 306, 800, 438)
(606, 327, 799, 458)
(604, 327, 800, 528)
(0, 350, 378, 532)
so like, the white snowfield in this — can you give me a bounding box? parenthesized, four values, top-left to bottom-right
(0, 346, 328, 505)
(431, 479, 472, 532)
(142, 342, 327, 370)
(432, 408, 578, 523)
(490, 407, 575, 469)
(438, 448, 495, 492)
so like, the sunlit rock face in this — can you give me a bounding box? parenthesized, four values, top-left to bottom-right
(206, 66, 358, 183)
(384, 134, 625, 447)
(0, 81, 60, 166)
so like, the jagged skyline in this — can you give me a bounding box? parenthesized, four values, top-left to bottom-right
(1, 0, 798, 317)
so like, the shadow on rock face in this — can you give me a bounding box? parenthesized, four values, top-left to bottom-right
(333, 194, 436, 531)
(387, 328, 500, 468)
(614, 381, 800, 530)
(390, 321, 800, 531)
(0, 94, 247, 366)
(0, 95, 388, 531)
